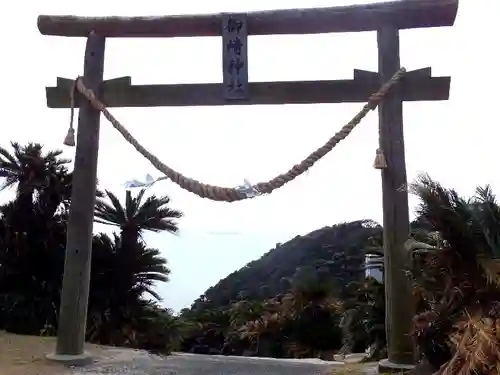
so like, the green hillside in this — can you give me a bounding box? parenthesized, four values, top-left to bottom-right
(187, 219, 383, 313)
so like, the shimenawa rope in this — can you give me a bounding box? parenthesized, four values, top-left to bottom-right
(64, 68, 406, 202)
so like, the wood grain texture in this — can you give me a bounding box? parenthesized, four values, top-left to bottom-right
(37, 0, 459, 37)
(377, 26, 415, 366)
(46, 73, 450, 108)
(55, 32, 105, 357)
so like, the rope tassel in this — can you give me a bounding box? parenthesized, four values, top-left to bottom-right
(63, 127, 75, 147)
(373, 148, 387, 169)
(63, 78, 79, 147)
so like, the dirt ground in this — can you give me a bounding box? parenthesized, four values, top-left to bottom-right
(0, 331, 109, 375)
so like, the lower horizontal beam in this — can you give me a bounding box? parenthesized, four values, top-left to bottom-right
(46, 77, 450, 108)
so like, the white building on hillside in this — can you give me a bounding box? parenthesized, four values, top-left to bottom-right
(365, 254, 383, 283)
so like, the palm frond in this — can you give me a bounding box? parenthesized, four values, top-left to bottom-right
(473, 185, 500, 259)
(0, 145, 18, 165)
(95, 189, 182, 236)
(94, 190, 127, 226)
(410, 173, 484, 262)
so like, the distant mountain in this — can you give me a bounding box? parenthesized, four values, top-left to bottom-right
(187, 220, 383, 312)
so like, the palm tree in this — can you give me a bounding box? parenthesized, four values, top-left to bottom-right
(0, 198, 67, 334)
(0, 142, 72, 334)
(89, 189, 181, 345)
(91, 233, 170, 300)
(0, 142, 70, 197)
(92, 189, 181, 298)
(87, 232, 171, 345)
(407, 174, 500, 375)
(94, 189, 183, 248)
(0, 142, 72, 230)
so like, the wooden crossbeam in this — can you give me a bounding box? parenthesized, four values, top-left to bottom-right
(46, 69, 450, 109)
(37, 0, 459, 38)
(56, 76, 132, 89)
(353, 67, 432, 81)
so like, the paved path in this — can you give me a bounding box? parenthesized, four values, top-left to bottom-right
(72, 351, 340, 375)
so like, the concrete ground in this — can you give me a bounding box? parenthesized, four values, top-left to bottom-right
(70, 351, 353, 375)
(0, 331, 377, 375)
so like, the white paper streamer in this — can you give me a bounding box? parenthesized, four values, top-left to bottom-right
(124, 175, 261, 199)
(235, 179, 261, 198)
(123, 174, 168, 189)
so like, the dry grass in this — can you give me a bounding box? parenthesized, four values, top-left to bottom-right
(330, 362, 378, 375)
(329, 363, 409, 375)
(0, 331, 109, 375)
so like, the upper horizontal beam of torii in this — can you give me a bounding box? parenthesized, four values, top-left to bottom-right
(37, 0, 459, 38)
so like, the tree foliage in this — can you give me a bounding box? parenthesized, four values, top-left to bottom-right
(408, 174, 500, 374)
(5, 140, 499, 370)
(0, 142, 183, 353)
(178, 220, 385, 359)
(190, 220, 382, 312)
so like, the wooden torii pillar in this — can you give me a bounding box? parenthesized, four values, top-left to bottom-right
(37, 0, 458, 371)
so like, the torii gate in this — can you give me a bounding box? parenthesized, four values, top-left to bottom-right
(37, 0, 458, 371)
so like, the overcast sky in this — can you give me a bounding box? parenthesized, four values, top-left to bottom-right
(1, 0, 497, 311)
